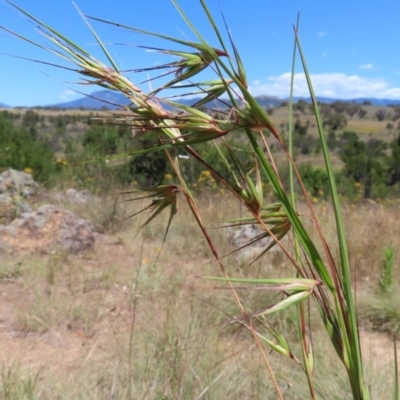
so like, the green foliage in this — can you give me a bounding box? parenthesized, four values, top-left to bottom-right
(379, 246, 395, 294)
(0, 111, 56, 183)
(1, 364, 40, 400)
(327, 130, 338, 150)
(299, 163, 330, 198)
(295, 99, 308, 114)
(126, 151, 168, 188)
(388, 134, 400, 186)
(323, 112, 347, 130)
(339, 131, 387, 198)
(22, 109, 39, 126)
(294, 119, 308, 135)
(82, 125, 124, 155)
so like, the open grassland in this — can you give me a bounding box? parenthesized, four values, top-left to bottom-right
(1, 193, 399, 399)
(2, 102, 396, 138)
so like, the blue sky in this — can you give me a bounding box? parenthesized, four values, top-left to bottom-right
(1, 0, 400, 107)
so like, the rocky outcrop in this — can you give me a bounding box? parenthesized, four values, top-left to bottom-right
(49, 188, 91, 205)
(0, 169, 38, 223)
(0, 204, 95, 255)
(225, 224, 284, 265)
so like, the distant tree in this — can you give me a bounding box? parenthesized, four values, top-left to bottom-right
(319, 103, 332, 116)
(375, 109, 387, 121)
(357, 108, 367, 119)
(294, 119, 307, 136)
(386, 122, 394, 130)
(387, 133, 400, 186)
(389, 105, 400, 121)
(323, 113, 347, 130)
(331, 101, 347, 114)
(265, 107, 275, 116)
(345, 103, 360, 119)
(22, 109, 39, 126)
(340, 132, 387, 198)
(295, 99, 308, 114)
(327, 130, 338, 150)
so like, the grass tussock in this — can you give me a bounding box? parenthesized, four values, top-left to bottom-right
(2, 1, 400, 397)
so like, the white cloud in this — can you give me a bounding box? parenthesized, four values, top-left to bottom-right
(59, 89, 76, 100)
(248, 72, 400, 99)
(359, 63, 374, 70)
(318, 31, 327, 38)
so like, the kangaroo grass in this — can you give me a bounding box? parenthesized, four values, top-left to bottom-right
(3, 0, 376, 398)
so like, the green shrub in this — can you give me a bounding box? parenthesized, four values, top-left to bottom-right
(0, 111, 57, 183)
(379, 246, 395, 294)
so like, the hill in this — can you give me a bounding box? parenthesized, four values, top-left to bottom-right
(48, 90, 400, 110)
(47, 90, 285, 110)
(3, 91, 400, 110)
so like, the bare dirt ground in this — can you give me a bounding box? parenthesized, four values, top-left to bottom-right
(0, 240, 400, 377)
(0, 227, 399, 394)
(0, 236, 136, 381)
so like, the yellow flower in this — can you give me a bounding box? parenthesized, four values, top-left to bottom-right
(24, 167, 33, 174)
(164, 174, 173, 180)
(312, 197, 319, 203)
(56, 158, 68, 166)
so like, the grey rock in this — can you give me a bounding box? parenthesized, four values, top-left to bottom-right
(0, 169, 38, 223)
(225, 224, 283, 265)
(226, 224, 278, 249)
(49, 188, 91, 205)
(65, 188, 90, 204)
(0, 168, 39, 197)
(0, 204, 95, 255)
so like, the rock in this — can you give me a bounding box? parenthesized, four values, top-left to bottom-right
(0, 204, 95, 255)
(0, 169, 38, 223)
(65, 188, 90, 204)
(48, 188, 91, 205)
(225, 224, 283, 265)
(226, 224, 279, 249)
(0, 168, 38, 198)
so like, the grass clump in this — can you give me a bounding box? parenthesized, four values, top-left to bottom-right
(379, 246, 395, 294)
(3, 1, 400, 398)
(1, 364, 41, 400)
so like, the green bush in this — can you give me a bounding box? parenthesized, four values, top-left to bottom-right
(299, 163, 330, 198)
(339, 131, 387, 199)
(0, 111, 57, 183)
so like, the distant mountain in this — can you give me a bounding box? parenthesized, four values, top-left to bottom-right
(0, 102, 10, 108)
(348, 98, 400, 106)
(48, 89, 284, 110)
(34, 90, 400, 110)
(292, 96, 400, 106)
(48, 90, 131, 110)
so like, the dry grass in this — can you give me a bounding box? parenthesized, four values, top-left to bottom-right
(0, 193, 399, 398)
